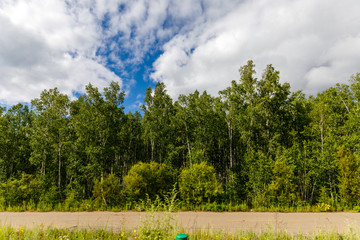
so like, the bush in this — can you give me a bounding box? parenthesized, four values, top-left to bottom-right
(123, 162, 175, 201)
(40, 185, 59, 206)
(267, 160, 297, 207)
(179, 162, 222, 204)
(93, 174, 122, 207)
(0, 174, 44, 206)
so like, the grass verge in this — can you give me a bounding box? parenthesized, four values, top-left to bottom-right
(1, 225, 360, 240)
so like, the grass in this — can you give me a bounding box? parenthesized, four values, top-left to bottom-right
(1, 225, 360, 240)
(0, 200, 356, 213)
(0, 187, 356, 213)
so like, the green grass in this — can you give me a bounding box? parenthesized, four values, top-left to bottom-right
(0, 200, 356, 213)
(0, 189, 357, 213)
(0, 225, 360, 240)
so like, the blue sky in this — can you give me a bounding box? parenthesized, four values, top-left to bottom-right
(1, 0, 360, 113)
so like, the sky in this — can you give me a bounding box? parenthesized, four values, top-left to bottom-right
(1, 0, 360, 112)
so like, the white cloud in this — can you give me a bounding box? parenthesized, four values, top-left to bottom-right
(2, 0, 360, 106)
(0, 0, 120, 104)
(151, 0, 360, 98)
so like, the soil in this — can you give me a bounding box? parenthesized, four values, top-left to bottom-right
(1, 211, 360, 235)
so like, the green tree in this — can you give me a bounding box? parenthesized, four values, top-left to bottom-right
(93, 174, 121, 207)
(0, 174, 44, 206)
(174, 91, 227, 171)
(141, 82, 175, 162)
(337, 146, 360, 206)
(346, 73, 360, 152)
(219, 80, 243, 171)
(0, 104, 32, 180)
(117, 111, 143, 176)
(268, 154, 297, 206)
(123, 162, 175, 201)
(308, 85, 350, 203)
(30, 88, 70, 198)
(179, 162, 222, 204)
(70, 82, 125, 197)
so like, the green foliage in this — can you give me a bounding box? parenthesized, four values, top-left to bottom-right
(93, 174, 122, 207)
(39, 185, 59, 206)
(337, 146, 360, 206)
(223, 170, 242, 204)
(123, 162, 175, 201)
(268, 160, 297, 207)
(0, 104, 32, 181)
(135, 184, 180, 212)
(179, 162, 223, 204)
(3, 222, 360, 240)
(69, 81, 126, 198)
(137, 212, 176, 240)
(3, 62, 360, 210)
(141, 82, 175, 163)
(0, 174, 43, 206)
(317, 186, 335, 207)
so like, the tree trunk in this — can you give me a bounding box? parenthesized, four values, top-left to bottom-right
(227, 120, 233, 168)
(58, 142, 62, 199)
(42, 148, 47, 175)
(150, 138, 155, 162)
(185, 122, 191, 166)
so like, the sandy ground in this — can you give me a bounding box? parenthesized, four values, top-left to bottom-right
(1, 211, 360, 235)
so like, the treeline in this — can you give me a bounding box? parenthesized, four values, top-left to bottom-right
(1, 60, 360, 210)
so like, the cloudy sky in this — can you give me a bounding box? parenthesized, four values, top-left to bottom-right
(1, 0, 360, 111)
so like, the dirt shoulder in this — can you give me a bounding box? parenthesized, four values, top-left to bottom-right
(0, 211, 359, 235)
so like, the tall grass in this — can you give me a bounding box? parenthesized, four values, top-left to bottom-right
(0, 200, 355, 213)
(1, 225, 360, 240)
(1, 199, 358, 213)
(135, 185, 180, 212)
(0, 187, 356, 213)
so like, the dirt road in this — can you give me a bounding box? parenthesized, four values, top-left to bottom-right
(1, 211, 360, 235)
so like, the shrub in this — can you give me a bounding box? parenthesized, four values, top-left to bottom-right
(123, 162, 175, 201)
(179, 162, 222, 204)
(93, 174, 122, 207)
(0, 174, 44, 206)
(40, 185, 59, 205)
(337, 146, 360, 206)
(267, 160, 297, 207)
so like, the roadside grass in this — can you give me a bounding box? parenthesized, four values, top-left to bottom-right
(0, 225, 360, 240)
(0, 187, 356, 213)
(0, 200, 356, 213)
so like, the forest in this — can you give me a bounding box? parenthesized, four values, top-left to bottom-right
(1, 60, 360, 211)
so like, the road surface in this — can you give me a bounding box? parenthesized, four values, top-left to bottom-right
(1, 211, 360, 235)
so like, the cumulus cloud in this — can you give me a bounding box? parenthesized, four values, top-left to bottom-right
(0, 0, 245, 105)
(1, 0, 360, 106)
(151, 0, 360, 98)
(0, 0, 120, 104)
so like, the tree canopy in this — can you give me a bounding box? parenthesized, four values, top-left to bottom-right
(1, 61, 360, 209)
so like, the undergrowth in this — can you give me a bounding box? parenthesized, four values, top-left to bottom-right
(0, 200, 357, 213)
(0, 186, 356, 213)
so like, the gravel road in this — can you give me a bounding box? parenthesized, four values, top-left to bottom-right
(1, 211, 360, 235)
